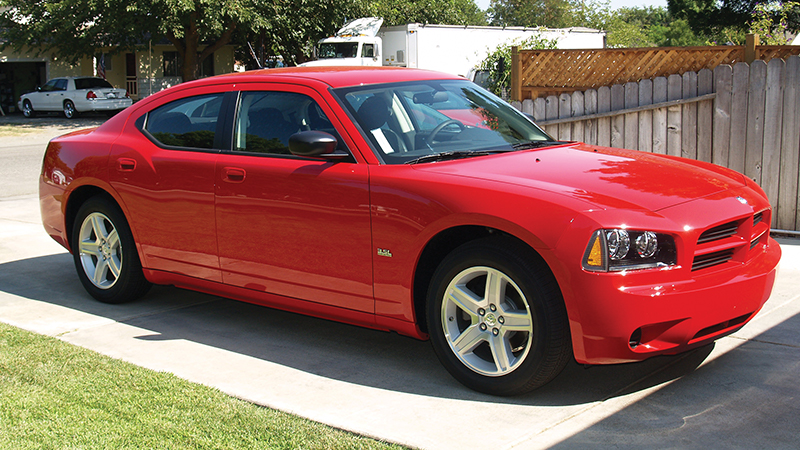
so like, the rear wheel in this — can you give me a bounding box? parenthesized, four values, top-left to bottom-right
(427, 236, 571, 395)
(71, 196, 151, 303)
(63, 100, 78, 119)
(22, 100, 35, 118)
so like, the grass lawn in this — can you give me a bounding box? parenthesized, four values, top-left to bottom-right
(0, 322, 406, 449)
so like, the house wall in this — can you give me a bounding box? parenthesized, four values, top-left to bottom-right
(1, 43, 235, 111)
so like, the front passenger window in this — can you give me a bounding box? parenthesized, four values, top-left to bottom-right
(234, 91, 345, 156)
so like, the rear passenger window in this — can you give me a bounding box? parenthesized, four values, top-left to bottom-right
(144, 94, 224, 149)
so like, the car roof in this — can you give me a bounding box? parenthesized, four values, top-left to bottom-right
(199, 66, 465, 89)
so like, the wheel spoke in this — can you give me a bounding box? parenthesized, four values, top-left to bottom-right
(448, 284, 483, 318)
(484, 269, 505, 305)
(489, 332, 513, 372)
(451, 325, 486, 356)
(107, 256, 121, 279)
(500, 310, 533, 332)
(90, 215, 108, 240)
(106, 228, 120, 250)
(79, 240, 101, 257)
(93, 258, 110, 285)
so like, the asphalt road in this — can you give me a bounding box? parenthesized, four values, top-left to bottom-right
(1, 114, 799, 449)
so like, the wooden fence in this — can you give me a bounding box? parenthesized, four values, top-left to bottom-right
(512, 55, 800, 232)
(511, 43, 800, 100)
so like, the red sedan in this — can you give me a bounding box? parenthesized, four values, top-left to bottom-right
(39, 67, 781, 395)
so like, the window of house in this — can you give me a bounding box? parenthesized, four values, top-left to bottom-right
(143, 93, 224, 150)
(163, 51, 181, 77)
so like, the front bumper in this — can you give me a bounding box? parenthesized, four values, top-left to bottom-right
(566, 236, 780, 364)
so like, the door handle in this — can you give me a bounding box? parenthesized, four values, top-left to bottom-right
(117, 158, 136, 171)
(223, 167, 246, 183)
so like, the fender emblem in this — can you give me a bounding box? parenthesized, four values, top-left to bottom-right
(377, 248, 393, 258)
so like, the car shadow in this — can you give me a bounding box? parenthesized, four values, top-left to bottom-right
(1, 253, 719, 406)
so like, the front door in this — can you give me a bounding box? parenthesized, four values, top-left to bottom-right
(215, 87, 373, 312)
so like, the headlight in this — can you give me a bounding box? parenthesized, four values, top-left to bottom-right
(582, 229, 677, 272)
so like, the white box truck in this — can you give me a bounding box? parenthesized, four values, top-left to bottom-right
(302, 17, 606, 78)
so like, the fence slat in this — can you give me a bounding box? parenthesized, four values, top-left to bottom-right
(638, 79, 653, 153)
(597, 86, 611, 146)
(745, 60, 767, 185)
(681, 72, 698, 159)
(611, 84, 625, 148)
(585, 89, 598, 145)
(558, 93, 572, 141)
(571, 91, 585, 143)
(624, 82, 639, 150)
(534, 97, 546, 122)
(762, 58, 785, 225)
(779, 56, 800, 230)
(653, 77, 668, 154)
(545, 95, 559, 136)
(697, 68, 713, 163)
(667, 74, 683, 157)
(729, 62, 750, 174)
(713, 65, 733, 166)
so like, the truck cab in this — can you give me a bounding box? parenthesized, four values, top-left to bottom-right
(305, 18, 384, 67)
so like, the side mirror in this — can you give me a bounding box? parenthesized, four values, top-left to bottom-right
(36, 86, 42, 92)
(289, 131, 348, 159)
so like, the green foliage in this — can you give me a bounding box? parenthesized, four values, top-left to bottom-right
(0, 322, 404, 449)
(488, 0, 576, 28)
(369, 0, 488, 26)
(749, 1, 800, 44)
(477, 34, 558, 97)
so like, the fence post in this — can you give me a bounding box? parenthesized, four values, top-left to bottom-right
(746, 34, 760, 64)
(511, 46, 521, 101)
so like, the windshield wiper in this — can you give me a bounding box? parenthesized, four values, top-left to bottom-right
(405, 150, 509, 165)
(511, 140, 563, 150)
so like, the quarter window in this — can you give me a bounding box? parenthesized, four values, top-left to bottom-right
(143, 93, 224, 150)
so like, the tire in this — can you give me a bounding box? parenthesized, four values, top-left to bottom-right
(71, 196, 151, 303)
(22, 100, 35, 118)
(63, 100, 78, 119)
(426, 236, 571, 396)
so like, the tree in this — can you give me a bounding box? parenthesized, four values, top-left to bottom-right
(488, 0, 576, 28)
(370, 0, 488, 26)
(0, 0, 266, 82)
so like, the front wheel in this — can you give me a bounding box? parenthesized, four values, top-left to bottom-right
(71, 196, 151, 303)
(22, 100, 35, 118)
(427, 236, 571, 396)
(63, 100, 78, 119)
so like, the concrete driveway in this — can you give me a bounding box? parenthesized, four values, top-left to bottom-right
(1, 120, 798, 449)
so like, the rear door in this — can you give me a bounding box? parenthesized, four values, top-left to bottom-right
(108, 87, 230, 281)
(214, 84, 374, 312)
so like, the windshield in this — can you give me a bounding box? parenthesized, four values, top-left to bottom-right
(333, 80, 554, 164)
(318, 42, 359, 59)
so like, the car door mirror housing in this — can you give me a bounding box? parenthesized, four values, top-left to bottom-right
(289, 131, 347, 159)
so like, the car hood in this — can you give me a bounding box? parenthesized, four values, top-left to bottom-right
(414, 143, 747, 212)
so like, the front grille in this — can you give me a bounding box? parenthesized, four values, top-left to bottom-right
(692, 249, 735, 271)
(753, 212, 763, 227)
(697, 221, 738, 244)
